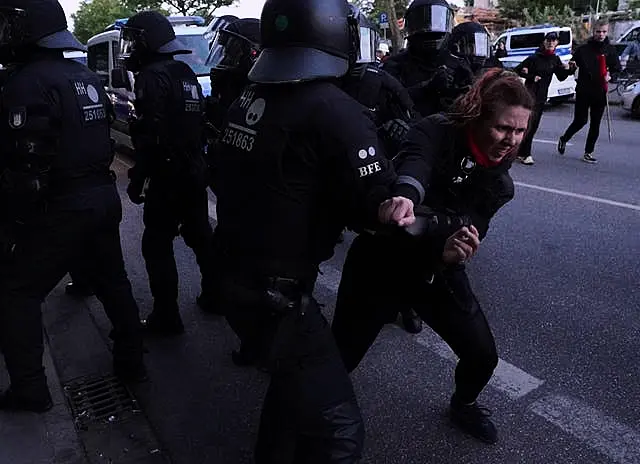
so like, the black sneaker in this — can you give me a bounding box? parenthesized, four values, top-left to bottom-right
(450, 397, 498, 444)
(557, 137, 567, 155)
(401, 309, 422, 334)
(0, 388, 53, 413)
(583, 153, 598, 164)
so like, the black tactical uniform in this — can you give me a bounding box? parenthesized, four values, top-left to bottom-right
(204, 18, 261, 137)
(340, 4, 423, 335)
(447, 21, 493, 76)
(382, 0, 461, 117)
(119, 11, 215, 334)
(332, 114, 514, 445)
(211, 0, 395, 461)
(0, 0, 145, 412)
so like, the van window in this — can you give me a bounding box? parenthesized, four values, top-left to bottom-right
(623, 27, 640, 42)
(510, 30, 571, 49)
(87, 42, 110, 86)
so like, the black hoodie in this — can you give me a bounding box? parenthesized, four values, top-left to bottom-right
(572, 37, 621, 94)
(515, 48, 572, 103)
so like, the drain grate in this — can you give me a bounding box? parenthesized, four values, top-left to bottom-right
(64, 375, 140, 430)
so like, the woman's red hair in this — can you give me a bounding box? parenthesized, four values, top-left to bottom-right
(447, 68, 535, 127)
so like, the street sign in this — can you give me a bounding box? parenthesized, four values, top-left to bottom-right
(379, 12, 389, 25)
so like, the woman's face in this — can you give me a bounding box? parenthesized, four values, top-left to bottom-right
(473, 105, 531, 163)
(543, 38, 558, 51)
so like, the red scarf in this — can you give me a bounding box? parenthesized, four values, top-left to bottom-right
(542, 48, 555, 56)
(597, 54, 608, 92)
(467, 131, 500, 168)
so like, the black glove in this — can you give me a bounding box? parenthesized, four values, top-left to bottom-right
(404, 206, 472, 238)
(381, 118, 410, 144)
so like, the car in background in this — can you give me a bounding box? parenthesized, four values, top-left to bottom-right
(621, 80, 640, 118)
(86, 15, 211, 150)
(495, 24, 576, 104)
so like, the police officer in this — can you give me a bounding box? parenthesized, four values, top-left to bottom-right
(382, 0, 458, 116)
(204, 18, 261, 139)
(119, 11, 216, 334)
(515, 32, 573, 165)
(0, 0, 145, 412)
(448, 21, 493, 75)
(210, 0, 413, 460)
(341, 4, 423, 334)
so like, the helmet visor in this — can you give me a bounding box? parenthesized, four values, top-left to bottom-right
(119, 26, 145, 60)
(456, 32, 490, 58)
(357, 26, 378, 63)
(406, 4, 453, 35)
(205, 29, 257, 70)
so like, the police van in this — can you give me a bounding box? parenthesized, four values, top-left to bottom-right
(86, 15, 211, 149)
(64, 50, 88, 66)
(494, 24, 577, 103)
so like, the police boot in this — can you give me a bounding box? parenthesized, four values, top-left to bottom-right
(141, 304, 185, 336)
(449, 394, 498, 444)
(0, 387, 53, 413)
(65, 281, 95, 297)
(401, 309, 422, 334)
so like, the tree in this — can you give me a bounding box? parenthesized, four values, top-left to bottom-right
(499, 0, 575, 24)
(122, 0, 163, 10)
(72, 0, 134, 44)
(162, 0, 237, 18)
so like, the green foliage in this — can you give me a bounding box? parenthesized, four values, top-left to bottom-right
(72, 0, 134, 44)
(163, 0, 236, 17)
(122, 0, 163, 10)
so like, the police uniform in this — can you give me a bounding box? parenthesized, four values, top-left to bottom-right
(382, 0, 459, 117)
(120, 11, 215, 332)
(0, 0, 144, 412)
(211, 0, 396, 460)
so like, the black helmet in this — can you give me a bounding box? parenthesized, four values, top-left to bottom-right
(204, 15, 239, 47)
(119, 11, 190, 70)
(348, 3, 379, 64)
(248, 0, 357, 84)
(448, 21, 490, 71)
(206, 18, 261, 75)
(405, 0, 454, 51)
(0, 0, 85, 63)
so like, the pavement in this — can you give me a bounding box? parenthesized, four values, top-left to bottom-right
(1, 103, 639, 464)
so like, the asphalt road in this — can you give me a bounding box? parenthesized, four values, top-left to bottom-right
(41, 103, 640, 464)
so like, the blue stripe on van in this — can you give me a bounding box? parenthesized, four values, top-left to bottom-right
(507, 48, 571, 57)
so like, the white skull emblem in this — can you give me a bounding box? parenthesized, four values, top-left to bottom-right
(245, 98, 266, 126)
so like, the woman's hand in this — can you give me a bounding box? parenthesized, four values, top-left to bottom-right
(442, 226, 480, 265)
(378, 197, 415, 227)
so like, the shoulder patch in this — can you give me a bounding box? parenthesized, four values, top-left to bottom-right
(8, 107, 27, 129)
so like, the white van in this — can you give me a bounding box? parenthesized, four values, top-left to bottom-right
(494, 24, 576, 103)
(86, 16, 211, 149)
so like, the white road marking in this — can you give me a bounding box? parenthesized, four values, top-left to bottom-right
(515, 181, 640, 212)
(415, 330, 545, 400)
(531, 395, 640, 464)
(534, 138, 574, 146)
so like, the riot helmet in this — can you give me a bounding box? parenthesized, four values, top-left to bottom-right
(204, 15, 239, 48)
(248, 0, 357, 84)
(448, 21, 491, 72)
(405, 0, 454, 54)
(119, 11, 190, 71)
(348, 4, 379, 64)
(0, 0, 85, 64)
(206, 18, 261, 76)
